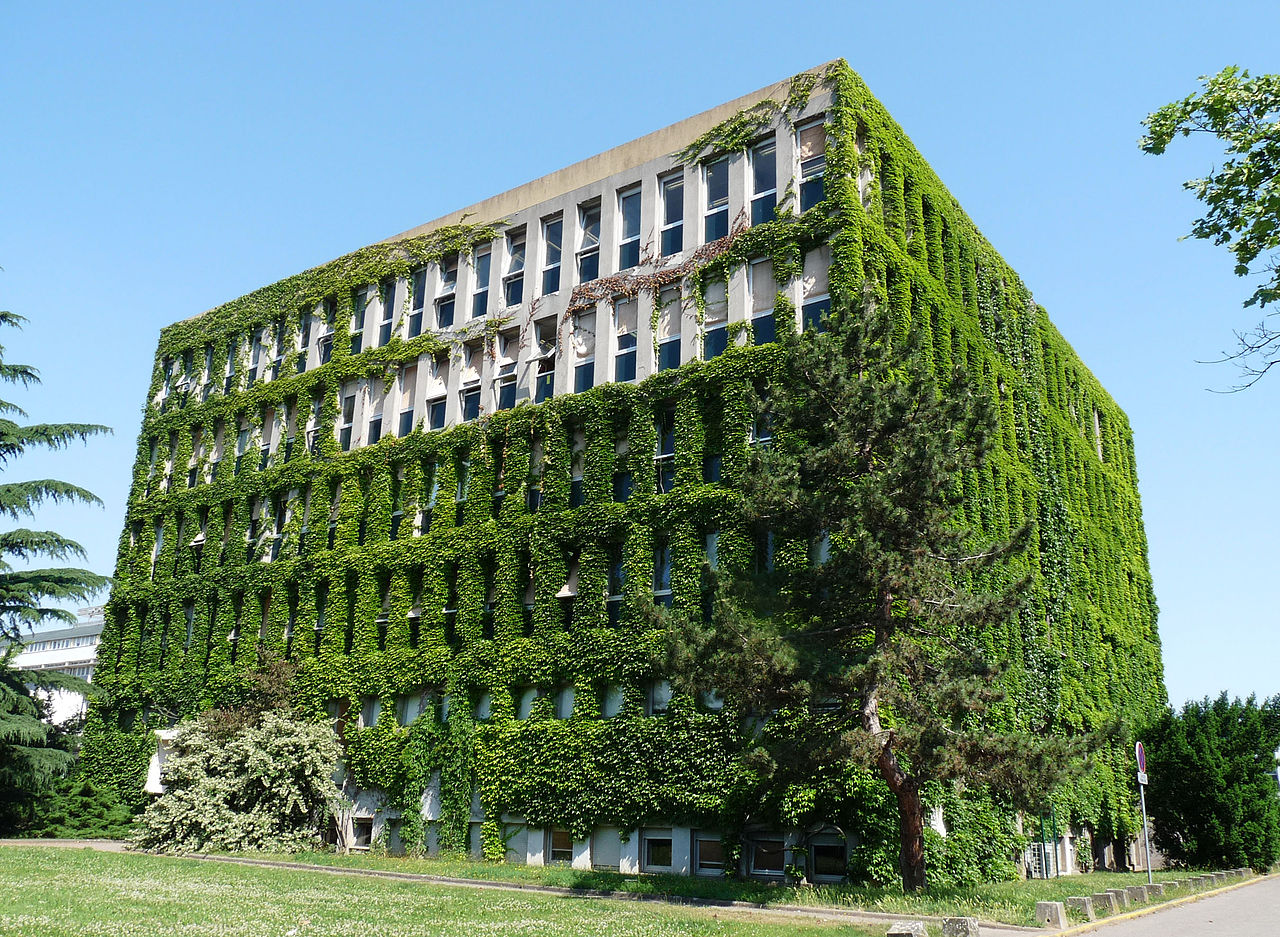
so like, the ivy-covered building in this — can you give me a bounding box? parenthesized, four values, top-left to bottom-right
(85, 60, 1164, 879)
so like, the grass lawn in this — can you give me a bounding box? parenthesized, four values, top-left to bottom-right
(273, 849, 1218, 927)
(0, 846, 882, 937)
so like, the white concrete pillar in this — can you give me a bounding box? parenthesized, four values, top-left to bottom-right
(672, 827, 692, 876)
(619, 830, 641, 874)
(526, 827, 546, 867)
(571, 837, 592, 871)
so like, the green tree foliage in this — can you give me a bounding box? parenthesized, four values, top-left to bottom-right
(670, 308, 1081, 891)
(1145, 693, 1280, 871)
(0, 302, 109, 832)
(1141, 67, 1280, 385)
(26, 776, 135, 839)
(134, 708, 342, 853)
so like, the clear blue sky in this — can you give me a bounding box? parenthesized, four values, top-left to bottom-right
(1, 1, 1274, 708)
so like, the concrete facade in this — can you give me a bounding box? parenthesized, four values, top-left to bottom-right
(8, 607, 104, 724)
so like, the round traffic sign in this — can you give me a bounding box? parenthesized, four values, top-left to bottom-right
(1135, 741, 1146, 774)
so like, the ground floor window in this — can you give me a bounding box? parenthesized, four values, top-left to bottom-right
(549, 828, 573, 863)
(810, 841, 846, 878)
(750, 839, 785, 875)
(643, 831, 673, 871)
(351, 818, 373, 851)
(695, 836, 724, 875)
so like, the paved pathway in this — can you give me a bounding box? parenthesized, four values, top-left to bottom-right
(1068, 874, 1278, 937)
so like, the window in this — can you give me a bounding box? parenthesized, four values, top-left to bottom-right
(811, 842, 846, 878)
(398, 364, 417, 437)
(471, 247, 491, 318)
(614, 298, 637, 382)
(318, 300, 335, 364)
(798, 119, 826, 212)
(378, 278, 396, 345)
(704, 530, 719, 569)
(702, 277, 728, 360)
(436, 295, 455, 329)
(751, 840, 786, 875)
(802, 246, 831, 331)
(461, 344, 481, 421)
(654, 406, 675, 493)
(224, 336, 238, 393)
(569, 425, 586, 507)
(660, 173, 684, 256)
(534, 319, 556, 404)
(352, 818, 374, 851)
(704, 156, 730, 242)
(541, 216, 563, 295)
(427, 396, 446, 431)
(751, 137, 777, 225)
(618, 186, 641, 269)
(437, 257, 457, 328)
(555, 685, 575, 719)
(577, 202, 600, 282)
(572, 312, 595, 393)
(549, 829, 574, 863)
(350, 288, 368, 355)
(503, 230, 525, 306)
(652, 540, 672, 607)
(643, 832, 673, 871)
(607, 549, 625, 626)
(516, 686, 539, 719)
(339, 389, 356, 451)
(409, 269, 427, 337)
(461, 386, 480, 422)
(750, 258, 776, 345)
(657, 286, 680, 371)
(496, 330, 518, 410)
(696, 837, 725, 875)
(367, 381, 385, 444)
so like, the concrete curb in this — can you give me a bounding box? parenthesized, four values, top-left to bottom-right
(1052, 873, 1269, 936)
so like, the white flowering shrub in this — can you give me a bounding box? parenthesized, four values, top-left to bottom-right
(134, 711, 341, 853)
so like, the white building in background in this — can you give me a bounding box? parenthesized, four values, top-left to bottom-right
(10, 606, 105, 724)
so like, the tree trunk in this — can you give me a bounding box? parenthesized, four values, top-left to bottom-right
(861, 584, 927, 892)
(895, 780, 926, 892)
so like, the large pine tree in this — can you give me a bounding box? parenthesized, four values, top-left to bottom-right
(670, 307, 1079, 891)
(0, 305, 109, 832)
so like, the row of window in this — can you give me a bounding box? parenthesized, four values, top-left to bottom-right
(21, 634, 100, 652)
(152, 120, 829, 418)
(519, 826, 845, 879)
(354, 679, 697, 730)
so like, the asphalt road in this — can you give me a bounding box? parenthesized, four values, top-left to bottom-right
(1079, 875, 1278, 937)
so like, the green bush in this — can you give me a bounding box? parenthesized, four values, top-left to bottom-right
(134, 710, 341, 853)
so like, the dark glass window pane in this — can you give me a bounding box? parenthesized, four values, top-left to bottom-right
(613, 470, 633, 502)
(753, 314, 776, 346)
(408, 312, 422, 338)
(498, 380, 516, 410)
(753, 141, 776, 193)
(702, 454, 722, 483)
(706, 159, 729, 207)
(505, 275, 524, 307)
(574, 363, 594, 393)
(399, 411, 414, 437)
(429, 400, 446, 430)
(570, 478, 584, 507)
(803, 298, 831, 332)
(646, 838, 673, 868)
(367, 418, 382, 444)
(339, 427, 352, 451)
(462, 389, 480, 421)
(542, 266, 560, 295)
(437, 299, 455, 328)
(705, 209, 729, 243)
(535, 372, 554, 403)
(379, 321, 392, 345)
(472, 290, 488, 319)
(658, 339, 681, 371)
(657, 411, 675, 456)
(812, 843, 845, 877)
(753, 841, 785, 873)
(800, 177, 824, 212)
(578, 252, 599, 283)
(656, 463, 676, 493)
(319, 337, 332, 364)
(704, 327, 728, 360)
(698, 839, 725, 871)
(661, 224, 683, 257)
(614, 351, 636, 382)
(621, 189, 641, 239)
(751, 193, 776, 226)
(619, 239, 640, 270)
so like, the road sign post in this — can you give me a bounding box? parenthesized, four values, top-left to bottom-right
(1136, 741, 1152, 885)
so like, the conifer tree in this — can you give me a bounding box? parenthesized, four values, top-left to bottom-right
(670, 306, 1080, 891)
(0, 304, 109, 832)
